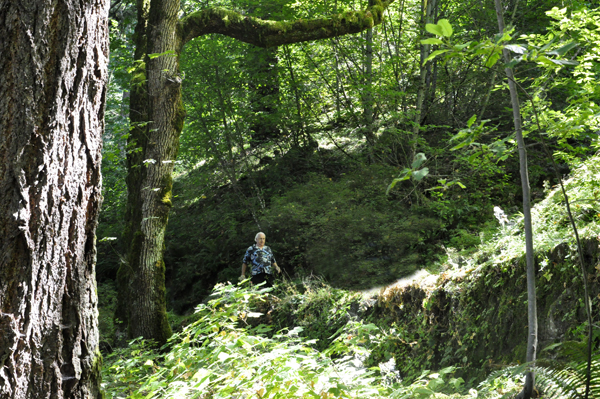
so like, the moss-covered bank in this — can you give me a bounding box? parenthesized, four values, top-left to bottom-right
(365, 238, 599, 380)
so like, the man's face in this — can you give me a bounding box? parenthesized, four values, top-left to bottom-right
(256, 234, 266, 247)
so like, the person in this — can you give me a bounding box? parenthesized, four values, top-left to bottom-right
(241, 232, 281, 287)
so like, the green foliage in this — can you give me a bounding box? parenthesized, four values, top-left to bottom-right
(264, 165, 441, 288)
(98, 281, 119, 351)
(97, 5, 136, 281)
(478, 153, 600, 259)
(103, 282, 392, 398)
(271, 277, 362, 351)
(387, 152, 430, 193)
(101, 282, 499, 398)
(102, 280, 595, 398)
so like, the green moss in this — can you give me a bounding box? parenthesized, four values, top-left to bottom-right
(154, 258, 172, 342)
(161, 191, 172, 206)
(130, 61, 147, 94)
(91, 348, 105, 399)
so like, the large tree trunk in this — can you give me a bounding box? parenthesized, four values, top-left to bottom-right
(117, 0, 397, 344)
(117, 0, 180, 344)
(0, 0, 109, 397)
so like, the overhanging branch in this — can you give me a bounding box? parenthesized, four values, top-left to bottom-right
(179, 0, 394, 48)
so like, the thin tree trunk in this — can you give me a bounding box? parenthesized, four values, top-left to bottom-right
(494, 1, 537, 398)
(247, 45, 281, 146)
(283, 45, 307, 147)
(412, 0, 437, 156)
(364, 25, 376, 145)
(0, 0, 109, 397)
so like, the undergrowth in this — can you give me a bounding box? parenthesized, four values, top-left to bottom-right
(102, 282, 598, 399)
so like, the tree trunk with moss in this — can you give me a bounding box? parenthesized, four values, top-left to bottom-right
(117, 0, 180, 344)
(117, 0, 397, 344)
(0, 0, 108, 396)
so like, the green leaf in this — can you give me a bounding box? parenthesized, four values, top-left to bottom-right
(485, 52, 502, 68)
(386, 170, 411, 194)
(147, 50, 176, 59)
(424, 49, 449, 63)
(453, 42, 472, 50)
(421, 38, 444, 45)
(549, 59, 579, 66)
(414, 386, 434, 394)
(412, 153, 427, 169)
(412, 168, 429, 181)
(425, 23, 444, 37)
(536, 55, 556, 66)
(505, 44, 526, 54)
(466, 114, 477, 128)
(437, 19, 453, 37)
(506, 57, 523, 68)
(450, 141, 470, 151)
(547, 41, 577, 56)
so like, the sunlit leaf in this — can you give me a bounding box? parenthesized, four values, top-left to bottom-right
(412, 168, 429, 181)
(505, 44, 527, 54)
(485, 52, 502, 68)
(421, 38, 444, 45)
(424, 49, 449, 63)
(467, 114, 477, 128)
(412, 153, 427, 169)
(437, 19, 453, 37)
(547, 41, 577, 56)
(425, 23, 444, 37)
(549, 59, 579, 66)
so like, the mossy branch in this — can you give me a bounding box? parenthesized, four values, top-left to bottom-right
(179, 0, 393, 48)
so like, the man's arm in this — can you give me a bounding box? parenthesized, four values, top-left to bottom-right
(273, 262, 281, 273)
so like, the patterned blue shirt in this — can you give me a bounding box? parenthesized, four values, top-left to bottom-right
(243, 245, 277, 275)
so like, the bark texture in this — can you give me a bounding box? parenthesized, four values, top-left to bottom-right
(117, 0, 178, 344)
(0, 0, 109, 397)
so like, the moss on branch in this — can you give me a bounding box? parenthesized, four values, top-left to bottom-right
(179, 0, 393, 48)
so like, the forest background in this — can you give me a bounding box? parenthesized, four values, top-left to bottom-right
(97, 0, 600, 397)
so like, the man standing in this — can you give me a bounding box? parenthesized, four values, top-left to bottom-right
(241, 232, 281, 287)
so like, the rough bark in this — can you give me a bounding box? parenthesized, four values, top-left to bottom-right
(117, 0, 178, 344)
(0, 0, 109, 397)
(118, 0, 396, 344)
(495, 1, 537, 398)
(115, 0, 151, 339)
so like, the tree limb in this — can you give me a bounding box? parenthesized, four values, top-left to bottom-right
(179, 0, 395, 48)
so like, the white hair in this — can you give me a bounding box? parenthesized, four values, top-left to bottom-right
(255, 232, 266, 242)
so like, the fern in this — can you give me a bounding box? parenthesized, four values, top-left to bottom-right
(535, 346, 600, 399)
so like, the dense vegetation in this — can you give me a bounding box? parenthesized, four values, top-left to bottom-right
(98, 0, 599, 397)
